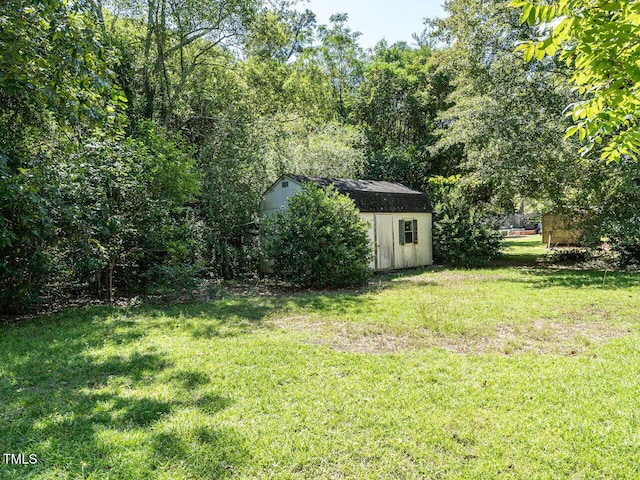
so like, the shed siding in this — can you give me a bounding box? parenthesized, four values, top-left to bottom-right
(392, 212, 432, 268)
(260, 179, 302, 216)
(359, 212, 376, 270)
(542, 213, 581, 246)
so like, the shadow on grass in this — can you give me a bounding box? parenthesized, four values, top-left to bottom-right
(494, 236, 550, 267)
(0, 305, 255, 479)
(491, 255, 545, 267)
(373, 249, 638, 292)
(136, 294, 374, 337)
(0, 291, 379, 478)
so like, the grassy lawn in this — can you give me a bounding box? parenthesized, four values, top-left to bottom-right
(500, 236, 549, 264)
(2, 236, 640, 479)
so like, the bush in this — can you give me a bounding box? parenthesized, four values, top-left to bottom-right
(261, 182, 372, 288)
(57, 122, 201, 300)
(429, 176, 502, 266)
(573, 158, 640, 268)
(0, 156, 52, 314)
(549, 247, 588, 265)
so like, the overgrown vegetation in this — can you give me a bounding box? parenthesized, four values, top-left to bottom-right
(430, 176, 502, 266)
(261, 183, 372, 287)
(1, 0, 638, 312)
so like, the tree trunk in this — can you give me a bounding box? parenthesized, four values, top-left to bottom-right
(142, 0, 156, 119)
(108, 256, 117, 303)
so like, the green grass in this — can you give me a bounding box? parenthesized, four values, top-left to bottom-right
(498, 234, 549, 265)
(2, 237, 640, 479)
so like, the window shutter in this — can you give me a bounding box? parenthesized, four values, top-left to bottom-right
(413, 219, 418, 244)
(398, 220, 405, 245)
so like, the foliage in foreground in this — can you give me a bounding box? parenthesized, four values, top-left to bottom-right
(512, 0, 640, 162)
(430, 176, 502, 266)
(573, 159, 640, 266)
(261, 182, 372, 287)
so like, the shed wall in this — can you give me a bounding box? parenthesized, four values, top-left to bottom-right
(361, 212, 433, 270)
(359, 213, 377, 270)
(260, 179, 302, 216)
(390, 212, 432, 268)
(542, 213, 582, 246)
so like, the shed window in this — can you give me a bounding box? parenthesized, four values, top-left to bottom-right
(282, 181, 289, 188)
(399, 219, 418, 245)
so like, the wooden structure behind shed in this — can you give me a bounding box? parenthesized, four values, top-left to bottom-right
(542, 213, 582, 246)
(260, 174, 433, 271)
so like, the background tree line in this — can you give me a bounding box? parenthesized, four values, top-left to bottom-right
(1, 0, 636, 313)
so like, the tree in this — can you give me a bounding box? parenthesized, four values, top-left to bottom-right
(558, 156, 640, 266)
(0, 153, 53, 312)
(428, 0, 580, 208)
(265, 119, 365, 179)
(429, 176, 502, 266)
(245, 7, 316, 61)
(313, 13, 364, 120)
(60, 122, 200, 301)
(261, 183, 372, 288)
(197, 108, 270, 279)
(511, 0, 640, 162)
(354, 42, 456, 190)
(103, 0, 260, 127)
(0, 0, 122, 126)
(0, 0, 124, 313)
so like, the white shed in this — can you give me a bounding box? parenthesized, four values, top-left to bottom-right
(260, 174, 433, 271)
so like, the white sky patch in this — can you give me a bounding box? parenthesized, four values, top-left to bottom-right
(297, 0, 447, 50)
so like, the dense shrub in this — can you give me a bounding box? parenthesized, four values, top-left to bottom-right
(576, 159, 640, 268)
(429, 176, 502, 266)
(198, 113, 269, 279)
(549, 247, 588, 265)
(0, 155, 53, 313)
(1, 119, 203, 313)
(60, 123, 201, 300)
(261, 182, 372, 288)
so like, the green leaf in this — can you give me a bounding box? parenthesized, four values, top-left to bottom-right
(521, 3, 533, 24)
(523, 45, 535, 62)
(544, 42, 557, 56)
(564, 125, 580, 139)
(547, 5, 557, 22)
(600, 2, 621, 12)
(529, 4, 539, 24)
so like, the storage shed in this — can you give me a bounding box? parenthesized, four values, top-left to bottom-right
(542, 212, 582, 246)
(260, 174, 433, 271)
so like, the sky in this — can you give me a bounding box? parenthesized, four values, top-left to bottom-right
(299, 0, 447, 50)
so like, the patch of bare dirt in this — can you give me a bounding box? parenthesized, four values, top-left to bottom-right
(270, 316, 633, 355)
(393, 273, 511, 285)
(488, 319, 631, 355)
(271, 316, 420, 353)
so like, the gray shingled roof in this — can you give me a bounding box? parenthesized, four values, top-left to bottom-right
(285, 174, 432, 213)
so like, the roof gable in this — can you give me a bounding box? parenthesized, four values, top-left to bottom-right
(266, 174, 432, 213)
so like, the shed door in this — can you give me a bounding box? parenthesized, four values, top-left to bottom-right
(375, 214, 394, 270)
